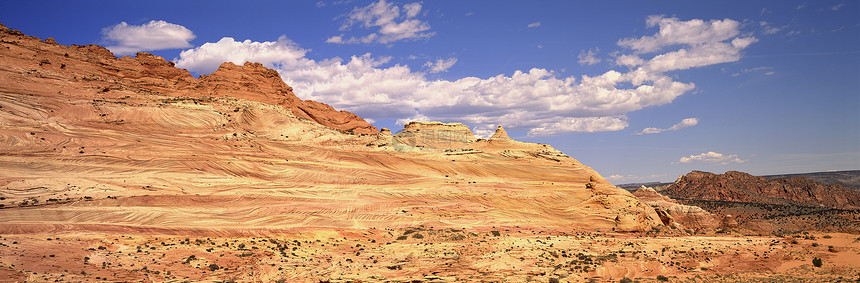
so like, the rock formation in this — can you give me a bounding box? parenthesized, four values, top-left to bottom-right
(490, 125, 511, 141)
(393, 121, 478, 149)
(664, 170, 860, 209)
(0, 23, 660, 234)
(633, 186, 719, 229)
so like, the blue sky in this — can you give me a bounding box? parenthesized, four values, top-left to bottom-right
(1, 0, 858, 182)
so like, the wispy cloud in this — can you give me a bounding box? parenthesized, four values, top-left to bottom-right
(832, 3, 844, 11)
(102, 20, 195, 55)
(676, 151, 747, 165)
(326, 0, 433, 45)
(634, 118, 698, 135)
(759, 21, 786, 35)
(607, 174, 668, 183)
(527, 21, 541, 28)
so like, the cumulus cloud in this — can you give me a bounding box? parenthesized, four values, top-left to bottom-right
(634, 118, 698, 135)
(175, 15, 754, 137)
(677, 152, 747, 165)
(527, 21, 541, 28)
(175, 36, 307, 74)
(102, 20, 195, 55)
(424, 58, 457, 73)
(578, 48, 601, 65)
(618, 16, 742, 53)
(326, 0, 433, 44)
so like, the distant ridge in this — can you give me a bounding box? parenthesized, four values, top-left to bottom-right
(663, 170, 860, 210)
(615, 170, 860, 191)
(762, 170, 860, 191)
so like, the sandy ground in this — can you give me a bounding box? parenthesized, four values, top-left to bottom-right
(0, 230, 858, 282)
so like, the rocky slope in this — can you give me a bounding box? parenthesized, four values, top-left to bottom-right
(663, 171, 860, 209)
(0, 22, 659, 235)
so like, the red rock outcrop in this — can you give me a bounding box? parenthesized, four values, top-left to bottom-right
(0, 23, 376, 134)
(664, 170, 860, 209)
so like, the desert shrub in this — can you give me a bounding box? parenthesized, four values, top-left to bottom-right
(619, 278, 633, 283)
(396, 235, 408, 240)
(209, 263, 220, 271)
(490, 230, 501, 236)
(412, 233, 424, 239)
(657, 275, 669, 281)
(812, 257, 823, 267)
(549, 278, 560, 283)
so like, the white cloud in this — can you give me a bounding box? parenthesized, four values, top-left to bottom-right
(174, 36, 308, 74)
(102, 20, 195, 55)
(618, 16, 743, 53)
(615, 16, 757, 75)
(423, 58, 457, 73)
(578, 48, 601, 65)
(677, 151, 747, 165)
(614, 54, 644, 67)
(327, 0, 433, 44)
(175, 16, 754, 137)
(634, 118, 698, 135)
(527, 21, 541, 28)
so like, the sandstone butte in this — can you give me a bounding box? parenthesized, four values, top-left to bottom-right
(0, 21, 660, 234)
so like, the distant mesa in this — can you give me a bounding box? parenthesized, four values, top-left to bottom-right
(664, 170, 860, 210)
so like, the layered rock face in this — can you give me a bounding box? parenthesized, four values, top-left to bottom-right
(0, 23, 660, 234)
(664, 171, 860, 209)
(0, 23, 376, 134)
(393, 121, 478, 149)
